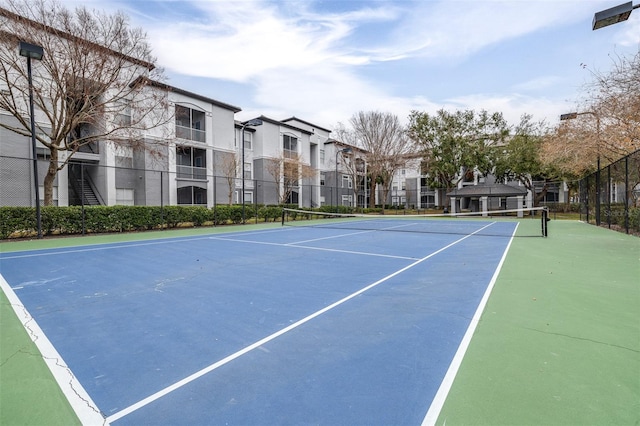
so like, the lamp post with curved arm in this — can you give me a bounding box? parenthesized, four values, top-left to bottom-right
(19, 41, 44, 239)
(560, 111, 602, 225)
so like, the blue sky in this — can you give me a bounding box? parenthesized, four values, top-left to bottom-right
(77, 0, 639, 130)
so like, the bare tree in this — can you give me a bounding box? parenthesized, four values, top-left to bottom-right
(543, 115, 599, 178)
(0, 0, 172, 205)
(219, 151, 240, 205)
(585, 52, 640, 158)
(349, 111, 414, 211)
(331, 124, 365, 208)
(264, 152, 316, 205)
(546, 51, 640, 178)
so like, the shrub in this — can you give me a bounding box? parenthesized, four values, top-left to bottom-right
(258, 206, 282, 222)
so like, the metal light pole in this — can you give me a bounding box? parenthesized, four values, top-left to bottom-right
(241, 118, 263, 223)
(335, 147, 352, 211)
(560, 111, 602, 225)
(19, 41, 44, 239)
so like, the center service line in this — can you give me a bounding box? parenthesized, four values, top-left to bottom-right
(106, 222, 497, 423)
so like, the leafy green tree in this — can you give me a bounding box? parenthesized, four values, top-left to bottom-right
(408, 109, 509, 202)
(494, 114, 559, 206)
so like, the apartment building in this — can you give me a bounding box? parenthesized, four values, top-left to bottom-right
(238, 116, 317, 208)
(159, 83, 242, 208)
(0, 7, 333, 210)
(1, 7, 538, 213)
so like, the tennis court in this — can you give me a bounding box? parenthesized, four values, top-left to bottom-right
(0, 212, 543, 425)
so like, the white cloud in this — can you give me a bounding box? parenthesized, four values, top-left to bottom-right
(141, 0, 399, 81)
(512, 76, 564, 92)
(59, 0, 633, 129)
(384, 1, 594, 60)
(615, 13, 640, 46)
(444, 93, 570, 126)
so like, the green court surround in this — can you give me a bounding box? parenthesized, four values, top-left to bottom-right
(1, 221, 638, 425)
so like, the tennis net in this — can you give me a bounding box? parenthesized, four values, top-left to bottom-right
(282, 207, 550, 237)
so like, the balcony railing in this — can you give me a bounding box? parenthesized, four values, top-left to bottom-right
(177, 165, 207, 180)
(235, 180, 254, 189)
(176, 125, 206, 143)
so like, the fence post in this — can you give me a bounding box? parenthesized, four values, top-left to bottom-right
(81, 163, 86, 236)
(160, 171, 165, 229)
(624, 155, 629, 234)
(607, 165, 611, 228)
(596, 158, 601, 226)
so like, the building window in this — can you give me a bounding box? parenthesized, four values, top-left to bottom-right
(283, 134, 297, 158)
(115, 145, 134, 168)
(244, 162, 252, 180)
(177, 146, 207, 180)
(116, 188, 134, 205)
(342, 175, 351, 189)
(35, 135, 51, 159)
(320, 172, 325, 186)
(36, 147, 50, 160)
(38, 186, 58, 206)
(320, 149, 325, 164)
(177, 186, 207, 205)
(175, 105, 206, 142)
(114, 98, 132, 127)
(243, 131, 253, 150)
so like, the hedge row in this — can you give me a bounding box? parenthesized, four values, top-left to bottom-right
(0, 205, 286, 239)
(604, 205, 640, 230)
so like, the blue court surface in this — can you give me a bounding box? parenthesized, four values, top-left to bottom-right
(0, 220, 518, 425)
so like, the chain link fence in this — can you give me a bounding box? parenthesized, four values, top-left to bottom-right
(578, 149, 640, 235)
(0, 155, 373, 213)
(5, 151, 637, 235)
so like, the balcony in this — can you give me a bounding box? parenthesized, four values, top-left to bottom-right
(70, 140, 100, 162)
(177, 165, 207, 180)
(176, 125, 206, 143)
(235, 180, 254, 189)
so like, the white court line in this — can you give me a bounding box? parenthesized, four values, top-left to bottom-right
(0, 274, 107, 425)
(0, 237, 211, 259)
(0, 228, 293, 260)
(106, 221, 497, 423)
(208, 236, 418, 260)
(421, 222, 519, 426)
(285, 229, 375, 245)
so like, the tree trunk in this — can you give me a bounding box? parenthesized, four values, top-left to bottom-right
(43, 149, 58, 206)
(369, 179, 376, 209)
(534, 183, 549, 207)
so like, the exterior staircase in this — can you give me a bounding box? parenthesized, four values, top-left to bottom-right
(69, 164, 103, 206)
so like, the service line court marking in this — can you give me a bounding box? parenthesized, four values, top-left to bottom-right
(106, 222, 497, 423)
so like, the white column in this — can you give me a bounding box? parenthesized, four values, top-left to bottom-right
(57, 151, 69, 206)
(517, 196, 524, 217)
